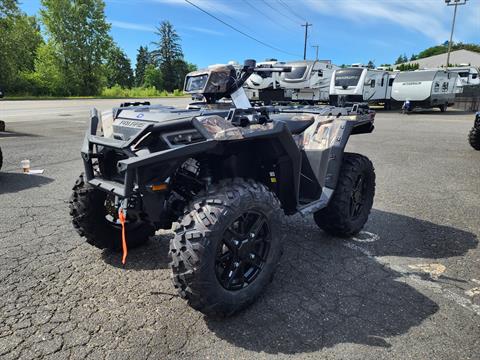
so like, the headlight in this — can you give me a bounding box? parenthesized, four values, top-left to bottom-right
(163, 130, 204, 147)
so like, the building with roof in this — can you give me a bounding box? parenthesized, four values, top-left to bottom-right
(397, 49, 480, 69)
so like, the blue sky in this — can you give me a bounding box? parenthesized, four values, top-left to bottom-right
(21, 0, 480, 68)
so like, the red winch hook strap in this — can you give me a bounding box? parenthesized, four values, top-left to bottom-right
(118, 208, 128, 265)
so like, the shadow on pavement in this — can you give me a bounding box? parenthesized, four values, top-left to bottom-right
(365, 209, 478, 258)
(0, 171, 54, 194)
(205, 209, 477, 354)
(0, 130, 41, 138)
(101, 232, 172, 270)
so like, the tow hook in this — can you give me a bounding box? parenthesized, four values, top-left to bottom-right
(118, 198, 129, 265)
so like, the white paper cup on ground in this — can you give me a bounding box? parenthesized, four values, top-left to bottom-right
(21, 159, 30, 173)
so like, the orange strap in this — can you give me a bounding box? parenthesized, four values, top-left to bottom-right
(118, 208, 128, 265)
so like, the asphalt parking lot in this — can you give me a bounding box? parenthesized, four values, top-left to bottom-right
(0, 99, 479, 359)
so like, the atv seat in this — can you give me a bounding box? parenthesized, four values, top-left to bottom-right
(271, 114, 315, 134)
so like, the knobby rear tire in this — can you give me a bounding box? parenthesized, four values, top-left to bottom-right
(314, 153, 375, 237)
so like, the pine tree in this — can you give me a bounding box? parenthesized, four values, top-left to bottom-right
(394, 55, 404, 65)
(135, 46, 151, 87)
(151, 21, 183, 92)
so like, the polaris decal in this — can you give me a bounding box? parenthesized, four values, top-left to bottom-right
(113, 119, 146, 129)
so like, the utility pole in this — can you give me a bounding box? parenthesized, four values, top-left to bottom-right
(445, 0, 468, 68)
(301, 22, 312, 60)
(311, 45, 319, 60)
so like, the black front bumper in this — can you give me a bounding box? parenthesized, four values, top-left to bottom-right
(81, 109, 216, 198)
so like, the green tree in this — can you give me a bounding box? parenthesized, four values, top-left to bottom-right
(0, 1, 43, 93)
(143, 64, 163, 89)
(366, 60, 375, 69)
(397, 63, 419, 71)
(394, 55, 404, 65)
(105, 45, 134, 88)
(0, 0, 19, 17)
(40, 0, 111, 95)
(22, 42, 67, 95)
(416, 42, 480, 59)
(135, 45, 152, 87)
(151, 20, 183, 92)
(171, 59, 198, 90)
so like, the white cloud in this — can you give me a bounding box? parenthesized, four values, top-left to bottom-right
(110, 20, 224, 37)
(305, 0, 452, 43)
(153, 0, 242, 17)
(180, 26, 225, 36)
(110, 20, 155, 32)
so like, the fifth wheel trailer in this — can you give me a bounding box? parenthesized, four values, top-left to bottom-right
(329, 67, 396, 108)
(391, 70, 459, 111)
(278, 60, 339, 103)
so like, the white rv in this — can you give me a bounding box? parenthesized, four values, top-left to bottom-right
(329, 67, 396, 107)
(278, 60, 338, 103)
(391, 70, 458, 111)
(448, 67, 480, 87)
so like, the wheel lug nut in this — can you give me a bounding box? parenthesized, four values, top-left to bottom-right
(250, 254, 255, 259)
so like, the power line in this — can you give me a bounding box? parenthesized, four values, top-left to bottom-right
(184, 0, 301, 57)
(260, 0, 302, 25)
(277, 0, 307, 23)
(243, 0, 295, 33)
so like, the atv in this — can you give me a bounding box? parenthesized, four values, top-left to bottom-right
(70, 60, 376, 316)
(468, 112, 480, 150)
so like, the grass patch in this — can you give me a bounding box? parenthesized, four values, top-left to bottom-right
(2, 86, 189, 100)
(101, 86, 185, 98)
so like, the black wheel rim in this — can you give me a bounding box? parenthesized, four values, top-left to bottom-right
(349, 174, 367, 218)
(215, 211, 271, 291)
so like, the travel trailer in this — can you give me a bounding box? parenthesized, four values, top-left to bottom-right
(278, 60, 339, 103)
(448, 66, 480, 88)
(439, 67, 480, 94)
(329, 67, 396, 107)
(391, 69, 458, 111)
